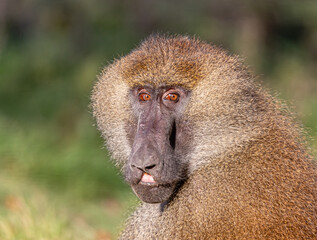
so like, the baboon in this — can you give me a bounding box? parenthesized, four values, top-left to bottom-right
(91, 35, 317, 239)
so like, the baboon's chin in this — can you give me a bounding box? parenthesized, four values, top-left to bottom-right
(131, 183, 176, 203)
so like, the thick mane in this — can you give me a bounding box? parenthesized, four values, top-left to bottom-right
(92, 35, 317, 239)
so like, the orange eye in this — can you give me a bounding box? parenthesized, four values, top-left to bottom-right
(164, 93, 179, 102)
(139, 93, 151, 101)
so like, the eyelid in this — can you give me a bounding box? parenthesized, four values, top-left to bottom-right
(163, 92, 180, 102)
(138, 88, 148, 93)
(138, 92, 151, 101)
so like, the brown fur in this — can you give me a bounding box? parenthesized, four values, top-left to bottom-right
(91, 35, 317, 239)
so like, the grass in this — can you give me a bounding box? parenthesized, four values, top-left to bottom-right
(0, 178, 74, 240)
(0, 173, 138, 240)
(0, 115, 139, 239)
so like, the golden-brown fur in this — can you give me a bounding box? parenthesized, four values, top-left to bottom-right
(91, 35, 317, 239)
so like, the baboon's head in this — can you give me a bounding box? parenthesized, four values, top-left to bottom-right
(92, 35, 270, 203)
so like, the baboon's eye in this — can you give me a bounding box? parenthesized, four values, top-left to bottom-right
(164, 93, 179, 102)
(139, 93, 151, 101)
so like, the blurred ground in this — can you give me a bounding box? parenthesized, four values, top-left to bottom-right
(0, 0, 316, 239)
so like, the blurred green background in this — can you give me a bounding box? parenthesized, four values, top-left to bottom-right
(0, 0, 316, 239)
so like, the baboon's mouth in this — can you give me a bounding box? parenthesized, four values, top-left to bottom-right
(140, 172, 157, 185)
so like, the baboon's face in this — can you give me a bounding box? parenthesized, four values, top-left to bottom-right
(124, 86, 191, 203)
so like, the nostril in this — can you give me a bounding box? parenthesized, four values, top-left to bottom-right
(131, 163, 156, 171)
(145, 164, 156, 170)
